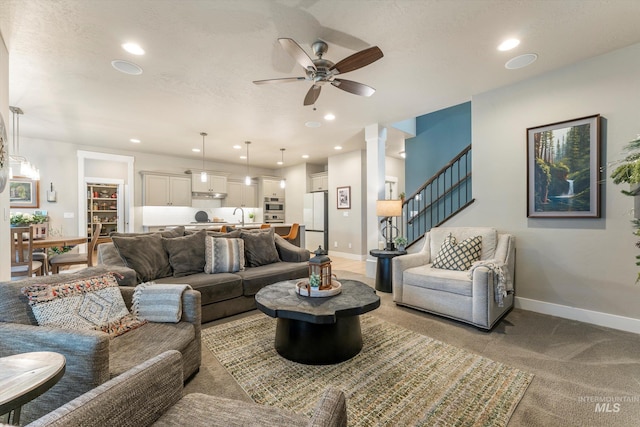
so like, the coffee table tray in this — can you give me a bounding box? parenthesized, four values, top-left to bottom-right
(295, 279, 342, 297)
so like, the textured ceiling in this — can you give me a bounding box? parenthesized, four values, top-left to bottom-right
(1, 0, 640, 169)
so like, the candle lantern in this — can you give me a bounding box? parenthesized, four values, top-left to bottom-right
(308, 246, 332, 290)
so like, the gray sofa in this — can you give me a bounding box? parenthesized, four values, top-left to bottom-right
(0, 266, 201, 423)
(26, 350, 348, 427)
(98, 227, 310, 323)
(392, 226, 515, 330)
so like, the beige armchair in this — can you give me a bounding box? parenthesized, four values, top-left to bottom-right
(392, 227, 515, 330)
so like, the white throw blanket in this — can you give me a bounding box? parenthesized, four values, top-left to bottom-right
(132, 282, 192, 323)
(468, 260, 512, 307)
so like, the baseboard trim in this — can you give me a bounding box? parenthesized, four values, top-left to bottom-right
(515, 297, 640, 334)
(327, 250, 366, 261)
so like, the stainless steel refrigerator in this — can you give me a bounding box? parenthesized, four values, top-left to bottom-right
(303, 191, 328, 252)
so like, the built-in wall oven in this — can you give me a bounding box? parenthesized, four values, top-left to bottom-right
(264, 197, 285, 223)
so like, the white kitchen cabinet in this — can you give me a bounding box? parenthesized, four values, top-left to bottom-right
(191, 174, 227, 194)
(143, 173, 192, 206)
(310, 172, 328, 192)
(261, 178, 285, 199)
(224, 181, 257, 207)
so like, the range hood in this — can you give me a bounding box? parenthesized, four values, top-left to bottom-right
(192, 191, 226, 199)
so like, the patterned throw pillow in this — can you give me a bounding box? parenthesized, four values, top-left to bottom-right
(21, 273, 146, 338)
(432, 233, 482, 271)
(204, 237, 245, 273)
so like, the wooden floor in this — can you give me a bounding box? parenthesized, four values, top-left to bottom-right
(329, 256, 367, 275)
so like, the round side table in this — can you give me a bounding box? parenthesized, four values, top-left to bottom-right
(369, 249, 407, 293)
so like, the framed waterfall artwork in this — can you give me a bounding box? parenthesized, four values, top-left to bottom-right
(526, 114, 601, 218)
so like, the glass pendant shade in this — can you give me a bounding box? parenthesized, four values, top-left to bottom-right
(200, 132, 208, 182)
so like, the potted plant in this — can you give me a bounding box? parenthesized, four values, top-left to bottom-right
(248, 212, 255, 222)
(394, 236, 408, 251)
(610, 134, 640, 281)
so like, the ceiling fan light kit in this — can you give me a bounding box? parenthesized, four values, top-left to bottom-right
(254, 38, 383, 106)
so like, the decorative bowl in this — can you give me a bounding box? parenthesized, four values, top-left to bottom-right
(295, 279, 342, 297)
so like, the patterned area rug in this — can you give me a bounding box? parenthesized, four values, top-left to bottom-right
(202, 314, 533, 426)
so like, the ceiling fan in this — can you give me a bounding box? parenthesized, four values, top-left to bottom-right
(253, 38, 383, 106)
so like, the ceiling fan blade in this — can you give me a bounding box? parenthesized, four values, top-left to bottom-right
(330, 46, 383, 75)
(303, 85, 322, 106)
(331, 79, 375, 97)
(278, 38, 317, 71)
(253, 77, 306, 85)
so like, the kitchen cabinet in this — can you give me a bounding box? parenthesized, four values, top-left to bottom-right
(224, 181, 257, 207)
(143, 173, 192, 206)
(260, 178, 285, 199)
(310, 172, 328, 192)
(191, 174, 227, 194)
(87, 183, 122, 238)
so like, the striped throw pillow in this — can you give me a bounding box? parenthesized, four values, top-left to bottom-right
(204, 237, 245, 274)
(432, 233, 482, 271)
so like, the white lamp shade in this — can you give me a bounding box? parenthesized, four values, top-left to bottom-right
(376, 200, 402, 217)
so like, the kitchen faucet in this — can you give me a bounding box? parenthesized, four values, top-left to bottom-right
(233, 207, 245, 227)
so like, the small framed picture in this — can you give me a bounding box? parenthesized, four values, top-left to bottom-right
(10, 176, 40, 208)
(337, 186, 351, 210)
(526, 114, 601, 218)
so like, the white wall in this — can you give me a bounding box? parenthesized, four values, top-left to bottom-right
(0, 34, 9, 279)
(448, 42, 640, 324)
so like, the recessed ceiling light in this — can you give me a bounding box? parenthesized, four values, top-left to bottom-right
(505, 53, 538, 70)
(498, 38, 520, 51)
(399, 150, 406, 158)
(305, 121, 321, 128)
(122, 42, 145, 55)
(334, 146, 342, 150)
(302, 154, 309, 159)
(240, 155, 247, 159)
(324, 113, 335, 121)
(277, 161, 283, 165)
(233, 145, 242, 149)
(129, 138, 141, 143)
(111, 59, 143, 75)
(192, 148, 200, 153)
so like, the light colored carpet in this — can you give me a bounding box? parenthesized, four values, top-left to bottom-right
(202, 313, 533, 426)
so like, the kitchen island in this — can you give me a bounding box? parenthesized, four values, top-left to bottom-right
(144, 223, 305, 248)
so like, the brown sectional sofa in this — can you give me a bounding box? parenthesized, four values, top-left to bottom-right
(98, 227, 310, 323)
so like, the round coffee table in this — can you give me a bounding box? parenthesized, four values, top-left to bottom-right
(0, 352, 66, 425)
(255, 279, 380, 365)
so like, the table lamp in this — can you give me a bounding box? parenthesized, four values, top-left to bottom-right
(376, 199, 402, 250)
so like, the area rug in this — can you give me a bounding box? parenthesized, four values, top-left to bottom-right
(202, 314, 533, 426)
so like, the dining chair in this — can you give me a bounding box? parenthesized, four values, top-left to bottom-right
(10, 226, 43, 279)
(260, 224, 271, 229)
(31, 223, 49, 275)
(49, 223, 102, 274)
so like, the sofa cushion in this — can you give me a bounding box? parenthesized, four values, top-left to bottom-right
(403, 264, 473, 297)
(109, 321, 195, 378)
(236, 262, 308, 296)
(430, 227, 497, 260)
(204, 237, 245, 273)
(21, 273, 146, 337)
(110, 226, 185, 238)
(240, 228, 280, 267)
(162, 230, 207, 277)
(112, 233, 173, 282)
(432, 233, 482, 271)
(153, 272, 243, 305)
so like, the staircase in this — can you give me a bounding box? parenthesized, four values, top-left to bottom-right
(402, 145, 474, 247)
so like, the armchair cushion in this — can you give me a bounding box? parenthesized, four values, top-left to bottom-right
(112, 233, 173, 282)
(21, 273, 145, 338)
(432, 233, 482, 271)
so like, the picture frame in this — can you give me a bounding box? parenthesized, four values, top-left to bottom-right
(9, 176, 40, 208)
(337, 186, 351, 210)
(526, 114, 600, 218)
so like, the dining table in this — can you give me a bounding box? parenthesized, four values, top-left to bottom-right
(30, 236, 87, 250)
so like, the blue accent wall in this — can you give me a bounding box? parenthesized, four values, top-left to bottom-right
(405, 102, 471, 196)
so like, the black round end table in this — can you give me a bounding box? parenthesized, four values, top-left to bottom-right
(369, 249, 407, 293)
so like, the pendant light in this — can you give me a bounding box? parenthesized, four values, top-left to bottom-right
(279, 148, 286, 189)
(200, 132, 208, 182)
(9, 106, 40, 180)
(244, 141, 251, 185)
